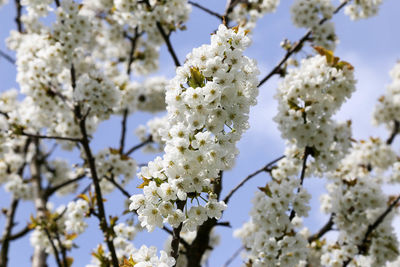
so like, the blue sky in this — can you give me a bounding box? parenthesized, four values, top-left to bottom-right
(1, 0, 400, 266)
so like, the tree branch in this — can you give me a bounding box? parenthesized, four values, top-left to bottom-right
(119, 109, 129, 154)
(156, 22, 181, 67)
(222, 246, 244, 267)
(258, 0, 350, 88)
(386, 120, 399, 145)
(170, 200, 186, 265)
(289, 146, 312, 221)
(42, 228, 63, 267)
(308, 214, 335, 243)
(343, 195, 400, 267)
(189, 1, 223, 20)
(44, 173, 86, 199)
(124, 135, 153, 156)
(14, 0, 23, 33)
(223, 155, 285, 204)
(0, 50, 15, 65)
(0, 198, 19, 267)
(19, 131, 81, 143)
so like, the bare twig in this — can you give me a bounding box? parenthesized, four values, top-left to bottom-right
(223, 155, 285, 204)
(44, 173, 86, 198)
(189, 1, 224, 20)
(170, 200, 186, 265)
(43, 228, 63, 267)
(386, 120, 399, 145)
(156, 22, 181, 67)
(0, 50, 15, 65)
(104, 176, 131, 199)
(124, 136, 153, 156)
(0, 199, 19, 267)
(258, 0, 350, 87)
(119, 109, 129, 154)
(19, 131, 81, 143)
(126, 27, 140, 75)
(308, 214, 335, 243)
(342, 195, 400, 267)
(14, 0, 23, 33)
(222, 246, 244, 267)
(289, 147, 312, 221)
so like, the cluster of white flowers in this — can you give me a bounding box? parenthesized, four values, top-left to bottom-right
(118, 76, 168, 113)
(343, 0, 383, 20)
(130, 24, 259, 232)
(328, 138, 396, 183)
(373, 61, 400, 129)
(274, 51, 356, 171)
(136, 115, 169, 153)
(228, 0, 280, 30)
(74, 71, 121, 119)
(64, 199, 90, 234)
(164, 230, 220, 267)
(234, 178, 310, 266)
(94, 148, 137, 194)
(315, 136, 400, 266)
(290, 0, 337, 50)
(320, 177, 398, 266)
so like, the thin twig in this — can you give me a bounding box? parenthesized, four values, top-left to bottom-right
(156, 22, 181, 67)
(289, 147, 311, 221)
(170, 200, 186, 265)
(342, 195, 400, 267)
(222, 246, 244, 267)
(104, 176, 131, 199)
(43, 228, 63, 267)
(308, 214, 335, 243)
(189, 1, 224, 20)
(258, 0, 350, 87)
(14, 0, 23, 33)
(19, 131, 81, 142)
(119, 109, 129, 154)
(44, 173, 86, 198)
(0, 50, 15, 64)
(126, 27, 140, 75)
(386, 120, 399, 145)
(124, 136, 153, 156)
(0, 198, 19, 267)
(223, 155, 285, 204)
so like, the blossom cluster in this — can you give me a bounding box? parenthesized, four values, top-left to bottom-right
(135, 115, 169, 153)
(343, 0, 384, 20)
(273, 50, 356, 171)
(94, 148, 137, 194)
(290, 0, 337, 50)
(234, 174, 310, 266)
(373, 61, 400, 130)
(130, 24, 259, 232)
(228, 0, 280, 30)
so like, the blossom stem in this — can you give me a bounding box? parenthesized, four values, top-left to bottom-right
(258, 0, 350, 88)
(189, 1, 224, 20)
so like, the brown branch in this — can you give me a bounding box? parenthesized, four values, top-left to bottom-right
(119, 109, 129, 154)
(54, 231, 68, 267)
(189, 1, 224, 20)
(308, 214, 335, 243)
(386, 120, 399, 145)
(222, 246, 244, 267)
(0, 198, 19, 267)
(7, 225, 31, 241)
(156, 22, 181, 67)
(258, 0, 350, 88)
(126, 27, 140, 75)
(44, 173, 86, 198)
(223, 155, 285, 204)
(42, 228, 63, 267)
(124, 136, 153, 156)
(289, 146, 312, 221)
(71, 66, 119, 267)
(14, 0, 23, 33)
(19, 131, 81, 142)
(170, 200, 186, 265)
(343, 195, 400, 267)
(104, 176, 131, 199)
(0, 50, 15, 65)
